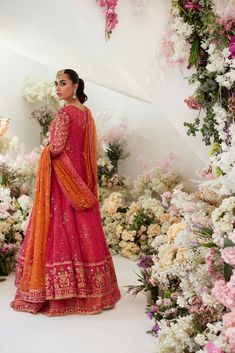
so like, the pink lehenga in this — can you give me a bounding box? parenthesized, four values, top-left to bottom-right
(10, 105, 121, 316)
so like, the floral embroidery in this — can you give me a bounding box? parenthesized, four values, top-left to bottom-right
(50, 109, 70, 156)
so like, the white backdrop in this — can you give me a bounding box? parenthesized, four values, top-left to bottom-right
(0, 0, 210, 187)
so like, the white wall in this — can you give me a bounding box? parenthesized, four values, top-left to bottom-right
(86, 81, 205, 187)
(0, 45, 52, 149)
(0, 45, 205, 188)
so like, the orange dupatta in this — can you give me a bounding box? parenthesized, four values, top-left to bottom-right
(19, 110, 98, 301)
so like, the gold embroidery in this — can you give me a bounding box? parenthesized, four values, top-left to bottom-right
(50, 110, 70, 156)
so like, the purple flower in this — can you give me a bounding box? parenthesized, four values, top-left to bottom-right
(152, 324, 160, 334)
(151, 306, 159, 313)
(147, 312, 154, 319)
(137, 255, 154, 269)
(0, 246, 8, 255)
(147, 306, 159, 319)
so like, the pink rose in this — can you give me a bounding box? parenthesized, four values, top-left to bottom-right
(163, 298, 172, 306)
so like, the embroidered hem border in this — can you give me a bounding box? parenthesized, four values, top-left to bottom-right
(10, 288, 121, 316)
(14, 255, 119, 302)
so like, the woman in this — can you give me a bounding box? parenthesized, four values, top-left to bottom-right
(10, 69, 121, 316)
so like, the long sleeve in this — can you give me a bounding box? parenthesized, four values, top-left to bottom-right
(50, 109, 70, 157)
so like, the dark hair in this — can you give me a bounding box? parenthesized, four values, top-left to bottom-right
(64, 69, 88, 103)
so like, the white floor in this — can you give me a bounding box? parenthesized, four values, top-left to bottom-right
(0, 255, 156, 353)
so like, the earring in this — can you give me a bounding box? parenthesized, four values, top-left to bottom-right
(73, 90, 76, 99)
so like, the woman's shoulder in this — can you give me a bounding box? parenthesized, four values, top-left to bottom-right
(61, 104, 90, 113)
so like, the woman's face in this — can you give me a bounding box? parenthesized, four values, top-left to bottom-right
(54, 72, 78, 100)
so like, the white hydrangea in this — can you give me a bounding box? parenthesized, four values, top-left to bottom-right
(216, 69, 235, 89)
(24, 77, 58, 103)
(213, 103, 228, 141)
(175, 229, 197, 247)
(156, 315, 195, 353)
(170, 8, 194, 63)
(206, 44, 228, 73)
(211, 196, 235, 244)
(17, 194, 32, 212)
(21, 218, 30, 233)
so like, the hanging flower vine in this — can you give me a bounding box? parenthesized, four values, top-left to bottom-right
(97, 0, 119, 40)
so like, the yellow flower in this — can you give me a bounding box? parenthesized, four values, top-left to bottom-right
(121, 230, 136, 241)
(167, 222, 187, 244)
(176, 247, 188, 264)
(160, 213, 171, 222)
(115, 224, 123, 236)
(6, 217, 15, 225)
(147, 224, 161, 236)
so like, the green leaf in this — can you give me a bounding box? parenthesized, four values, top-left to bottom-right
(224, 238, 235, 248)
(200, 242, 218, 248)
(224, 262, 233, 282)
(189, 37, 200, 66)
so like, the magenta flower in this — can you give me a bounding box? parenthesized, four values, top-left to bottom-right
(185, 2, 201, 10)
(184, 96, 203, 110)
(97, 0, 118, 38)
(106, 11, 118, 31)
(99, 0, 106, 7)
(229, 36, 235, 59)
(137, 255, 154, 269)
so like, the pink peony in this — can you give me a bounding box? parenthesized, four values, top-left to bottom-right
(197, 167, 215, 180)
(229, 231, 235, 243)
(205, 341, 224, 353)
(223, 310, 235, 352)
(206, 249, 223, 280)
(161, 191, 172, 208)
(168, 205, 180, 217)
(221, 247, 235, 268)
(212, 271, 235, 309)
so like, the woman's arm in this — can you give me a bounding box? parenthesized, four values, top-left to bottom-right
(50, 108, 70, 157)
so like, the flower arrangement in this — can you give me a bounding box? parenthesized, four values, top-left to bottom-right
(97, 0, 119, 39)
(0, 117, 38, 276)
(161, 1, 235, 147)
(24, 77, 62, 142)
(0, 187, 32, 276)
(127, 183, 228, 352)
(122, 2, 235, 351)
(30, 107, 55, 143)
(24, 77, 60, 107)
(103, 122, 130, 173)
(132, 154, 180, 199)
(101, 189, 181, 260)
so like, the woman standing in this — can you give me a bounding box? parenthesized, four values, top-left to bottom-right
(10, 69, 121, 316)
